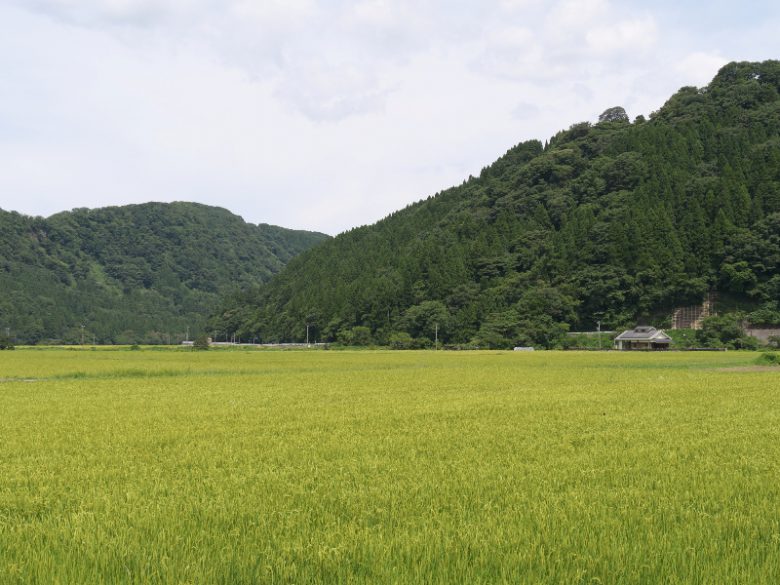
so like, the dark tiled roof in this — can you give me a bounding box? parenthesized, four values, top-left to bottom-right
(615, 326, 672, 341)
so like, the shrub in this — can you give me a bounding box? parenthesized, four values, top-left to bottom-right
(698, 313, 746, 348)
(0, 334, 15, 350)
(414, 336, 433, 350)
(559, 336, 578, 350)
(193, 335, 210, 350)
(337, 326, 373, 347)
(731, 335, 760, 351)
(755, 353, 780, 366)
(388, 331, 415, 350)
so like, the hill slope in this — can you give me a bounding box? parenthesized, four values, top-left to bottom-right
(211, 61, 780, 347)
(0, 202, 328, 344)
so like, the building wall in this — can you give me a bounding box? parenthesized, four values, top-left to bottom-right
(615, 340, 671, 350)
(745, 328, 780, 344)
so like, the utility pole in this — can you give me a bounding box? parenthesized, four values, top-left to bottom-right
(306, 324, 310, 346)
(80, 324, 85, 345)
(435, 322, 438, 351)
(186, 326, 189, 342)
(597, 320, 601, 350)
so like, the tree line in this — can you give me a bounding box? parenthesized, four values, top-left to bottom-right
(0, 202, 327, 344)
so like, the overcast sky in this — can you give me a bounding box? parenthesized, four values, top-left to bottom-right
(1, 0, 779, 234)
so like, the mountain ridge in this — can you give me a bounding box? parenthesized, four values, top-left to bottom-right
(210, 60, 780, 348)
(0, 201, 328, 344)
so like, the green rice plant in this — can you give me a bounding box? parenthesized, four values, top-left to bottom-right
(0, 349, 778, 583)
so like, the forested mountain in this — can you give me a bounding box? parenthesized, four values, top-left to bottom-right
(211, 60, 780, 348)
(0, 202, 328, 344)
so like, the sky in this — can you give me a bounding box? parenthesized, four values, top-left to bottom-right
(1, 1, 779, 235)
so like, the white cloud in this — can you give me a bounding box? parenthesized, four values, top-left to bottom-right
(1, 0, 779, 234)
(675, 51, 729, 86)
(231, 0, 316, 21)
(512, 101, 541, 120)
(13, 0, 209, 27)
(586, 17, 658, 53)
(548, 0, 609, 36)
(350, 0, 396, 26)
(492, 26, 535, 47)
(499, 0, 538, 10)
(275, 59, 391, 121)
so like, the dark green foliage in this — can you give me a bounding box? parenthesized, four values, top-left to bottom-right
(193, 335, 210, 350)
(697, 314, 745, 347)
(697, 313, 760, 349)
(755, 352, 780, 365)
(0, 334, 14, 350)
(747, 301, 780, 325)
(598, 106, 630, 124)
(0, 202, 328, 344)
(212, 61, 780, 347)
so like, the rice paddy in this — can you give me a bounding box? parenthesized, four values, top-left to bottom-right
(1, 348, 779, 583)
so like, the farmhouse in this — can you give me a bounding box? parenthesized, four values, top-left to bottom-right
(614, 326, 672, 350)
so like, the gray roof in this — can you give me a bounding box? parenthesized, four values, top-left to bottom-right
(615, 326, 672, 342)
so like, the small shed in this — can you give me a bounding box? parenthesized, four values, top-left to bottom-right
(614, 326, 672, 350)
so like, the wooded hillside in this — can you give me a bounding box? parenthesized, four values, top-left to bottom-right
(0, 202, 328, 344)
(211, 61, 780, 348)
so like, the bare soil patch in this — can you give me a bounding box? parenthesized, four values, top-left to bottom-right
(718, 366, 780, 372)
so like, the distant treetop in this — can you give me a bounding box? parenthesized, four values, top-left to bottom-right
(598, 106, 629, 123)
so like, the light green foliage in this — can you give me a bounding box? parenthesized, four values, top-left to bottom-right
(387, 331, 415, 349)
(337, 325, 373, 346)
(1, 349, 779, 583)
(667, 328, 699, 348)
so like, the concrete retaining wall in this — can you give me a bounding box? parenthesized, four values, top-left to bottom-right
(745, 328, 780, 343)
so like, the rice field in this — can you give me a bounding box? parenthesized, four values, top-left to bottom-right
(1, 348, 779, 583)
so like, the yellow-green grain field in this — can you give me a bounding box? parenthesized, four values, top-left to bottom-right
(1, 348, 779, 583)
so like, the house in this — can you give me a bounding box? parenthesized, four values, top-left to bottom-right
(614, 326, 672, 350)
